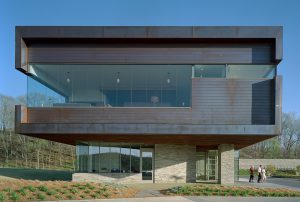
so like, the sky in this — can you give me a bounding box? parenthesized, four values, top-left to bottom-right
(0, 0, 300, 115)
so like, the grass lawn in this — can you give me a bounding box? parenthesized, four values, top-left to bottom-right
(0, 179, 137, 201)
(162, 184, 300, 197)
(0, 168, 73, 181)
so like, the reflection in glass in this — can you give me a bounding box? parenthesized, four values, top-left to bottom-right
(110, 146, 120, 173)
(142, 151, 153, 180)
(89, 146, 100, 173)
(121, 146, 131, 173)
(227, 65, 275, 79)
(131, 145, 141, 173)
(193, 65, 226, 78)
(99, 146, 110, 173)
(76, 143, 143, 174)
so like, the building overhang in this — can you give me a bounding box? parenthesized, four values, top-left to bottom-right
(16, 26, 283, 73)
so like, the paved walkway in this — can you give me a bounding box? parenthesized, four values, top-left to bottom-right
(48, 196, 300, 202)
(238, 177, 300, 191)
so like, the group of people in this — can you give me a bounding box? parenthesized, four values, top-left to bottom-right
(249, 165, 266, 183)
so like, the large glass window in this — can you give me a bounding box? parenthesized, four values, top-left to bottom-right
(77, 144, 89, 172)
(27, 64, 192, 107)
(77, 143, 142, 174)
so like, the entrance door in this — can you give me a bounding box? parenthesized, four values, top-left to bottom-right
(196, 152, 206, 181)
(196, 150, 218, 182)
(141, 148, 153, 182)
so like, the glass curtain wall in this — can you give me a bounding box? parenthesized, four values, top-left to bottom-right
(27, 64, 191, 108)
(76, 143, 142, 174)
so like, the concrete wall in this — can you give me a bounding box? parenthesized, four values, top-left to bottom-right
(154, 144, 197, 183)
(240, 159, 300, 170)
(72, 173, 144, 184)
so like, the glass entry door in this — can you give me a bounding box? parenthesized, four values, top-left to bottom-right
(196, 150, 218, 182)
(141, 148, 153, 181)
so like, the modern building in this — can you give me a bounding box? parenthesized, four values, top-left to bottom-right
(15, 26, 282, 184)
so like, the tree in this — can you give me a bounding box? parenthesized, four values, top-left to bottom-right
(280, 113, 300, 158)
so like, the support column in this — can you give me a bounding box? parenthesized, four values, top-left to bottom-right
(218, 144, 234, 184)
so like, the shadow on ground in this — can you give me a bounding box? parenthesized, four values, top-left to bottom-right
(0, 168, 73, 181)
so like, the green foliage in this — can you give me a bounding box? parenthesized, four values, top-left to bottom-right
(3, 188, 12, 193)
(38, 185, 48, 192)
(66, 194, 75, 200)
(296, 165, 300, 173)
(266, 165, 276, 175)
(17, 188, 28, 196)
(10, 192, 20, 201)
(0, 192, 6, 202)
(166, 185, 300, 197)
(55, 194, 62, 199)
(37, 193, 46, 200)
(70, 187, 79, 194)
(84, 189, 91, 194)
(103, 193, 110, 198)
(25, 185, 36, 192)
(86, 183, 95, 190)
(91, 193, 100, 198)
(46, 190, 56, 196)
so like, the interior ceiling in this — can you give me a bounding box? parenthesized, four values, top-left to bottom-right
(30, 64, 192, 97)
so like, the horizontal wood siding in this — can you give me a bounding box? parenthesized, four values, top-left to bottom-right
(27, 78, 275, 125)
(27, 43, 272, 64)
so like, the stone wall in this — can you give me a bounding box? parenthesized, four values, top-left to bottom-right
(240, 159, 300, 170)
(72, 173, 143, 184)
(154, 144, 197, 183)
(218, 144, 234, 184)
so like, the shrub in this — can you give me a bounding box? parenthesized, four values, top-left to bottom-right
(70, 187, 78, 194)
(91, 193, 99, 198)
(10, 192, 20, 202)
(0, 192, 5, 202)
(66, 194, 75, 200)
(3, 188, 12, 193)
(78, 185, 87, 190)
(103, 193, 110, 198)
(47, 190, 56, 196)
(18, 188, 28, 196)
(84, 190, 91, 194)
(60, 189, 68, 194)
(38, 185, 48, 192)
(26, 185, 37, 192)
(37, 193, 46, 200)
(266, 165, 276, 176)
(55, 194, 62, 199)
(87, 184, 95, 190)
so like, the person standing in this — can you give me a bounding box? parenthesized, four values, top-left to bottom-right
(257, 165, 262, 183)
(262, 167, 267, 182)
(249, 165, 254, 182)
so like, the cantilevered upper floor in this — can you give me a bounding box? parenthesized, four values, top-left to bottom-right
(15, 26, 283, 149)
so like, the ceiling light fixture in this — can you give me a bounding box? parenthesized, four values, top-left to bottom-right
(166, 72, 171, 84)
(66, 72, 70, 83)
(116, 72, 120, 84)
